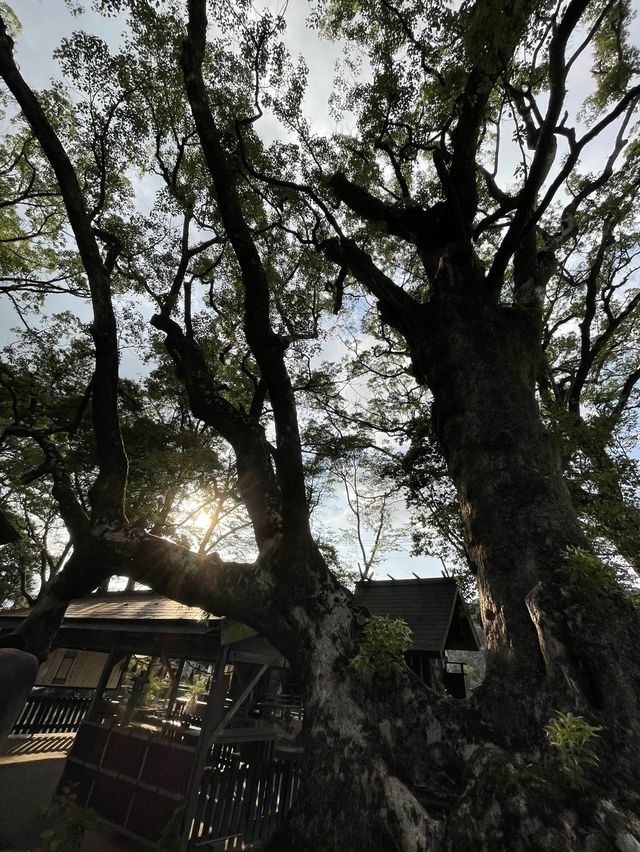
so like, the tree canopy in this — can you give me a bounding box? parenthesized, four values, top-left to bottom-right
(1, 1, 640, 849)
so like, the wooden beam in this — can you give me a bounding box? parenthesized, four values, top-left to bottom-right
(228, 649, 287, 668)
(85, 644, 124, 722)
(179, 643, 230, 852)
(208, 663, 268, 742)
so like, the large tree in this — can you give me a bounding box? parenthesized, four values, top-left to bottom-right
(1, 1, 640, 850)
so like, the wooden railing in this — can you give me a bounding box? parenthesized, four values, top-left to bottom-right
(12, 693, 93, 735)
(190, 739, 302, 849)
(256, 692, 304, 721)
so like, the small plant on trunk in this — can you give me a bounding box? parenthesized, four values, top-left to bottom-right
(544, 710, 602, 775)
(351, 615, 412, 677)
(562, 546, 617, 597)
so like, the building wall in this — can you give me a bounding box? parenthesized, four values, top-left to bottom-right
(36, 648, 124, 690)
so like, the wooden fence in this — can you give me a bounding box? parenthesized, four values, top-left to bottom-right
(190, 739, 302, 849)
(12, 693, 93, 735)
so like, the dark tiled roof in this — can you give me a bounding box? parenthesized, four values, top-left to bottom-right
(353, 578, 479, 654)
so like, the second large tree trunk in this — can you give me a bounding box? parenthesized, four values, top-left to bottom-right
(411, 294, 640, 749)
(257, 288, 640, 852)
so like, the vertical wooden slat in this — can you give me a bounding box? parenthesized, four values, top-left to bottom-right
(186, 738, 302, 849)
(201, 744, 225, 845)
(240, 754, 260, 842)
(207, 748, 226, 845)
(192, 764, 211, 844)
(267, 758, 285, 837)
(257, 749, 274, 839)
(217, 748, 238, 840)
(11, 694, 92, 735)
(228, 760, 248, 840)
(181, 644, 230, 852)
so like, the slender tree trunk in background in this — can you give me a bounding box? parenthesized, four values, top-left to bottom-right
(568, 442, 640, 578)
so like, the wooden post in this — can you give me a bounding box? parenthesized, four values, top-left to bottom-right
(179, 643, 230, 852)
(207, 663, 268, 741)
(0, 650, 39, 751)
(166, 657, 186, 719)
(86, 644, 122, 723)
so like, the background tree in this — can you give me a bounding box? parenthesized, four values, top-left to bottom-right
(539, 175, 640, 576)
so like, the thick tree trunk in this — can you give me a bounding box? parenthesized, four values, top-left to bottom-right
(409, 294, 640, 752)
(255, 578, 469, 852)
(261, 562, 640, 852)
(321, 236, 640, 842)
(240, 529, 640, 852)
(415, 300, 577, 697)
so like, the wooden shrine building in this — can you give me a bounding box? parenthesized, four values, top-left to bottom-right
(0, 578, 479, 849)
(354, 577, 481, 697)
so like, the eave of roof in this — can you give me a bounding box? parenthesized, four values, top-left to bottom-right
(0, 594, 223, 658)
(0, 591, 219, 625)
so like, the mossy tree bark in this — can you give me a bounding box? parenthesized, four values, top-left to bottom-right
(2, 0, 640, 849)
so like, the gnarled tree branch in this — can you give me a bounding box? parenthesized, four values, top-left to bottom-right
(0, 19, 128, 525)
(181, 0, 311, 541)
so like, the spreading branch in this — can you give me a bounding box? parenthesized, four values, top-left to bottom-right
(321, 238, 421, 340)
(0, 18, 128, 524)
(150, 312, 283, 549)
(3, 426, 89, 540)
(181, 0, 311, 540)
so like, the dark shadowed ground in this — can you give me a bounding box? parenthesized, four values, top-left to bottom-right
(0, 740, 141, 852)
(0, 751, 66, 850)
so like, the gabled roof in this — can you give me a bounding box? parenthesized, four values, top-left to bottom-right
(1, 582, 480, 656)
(353, 577, 480, 654)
